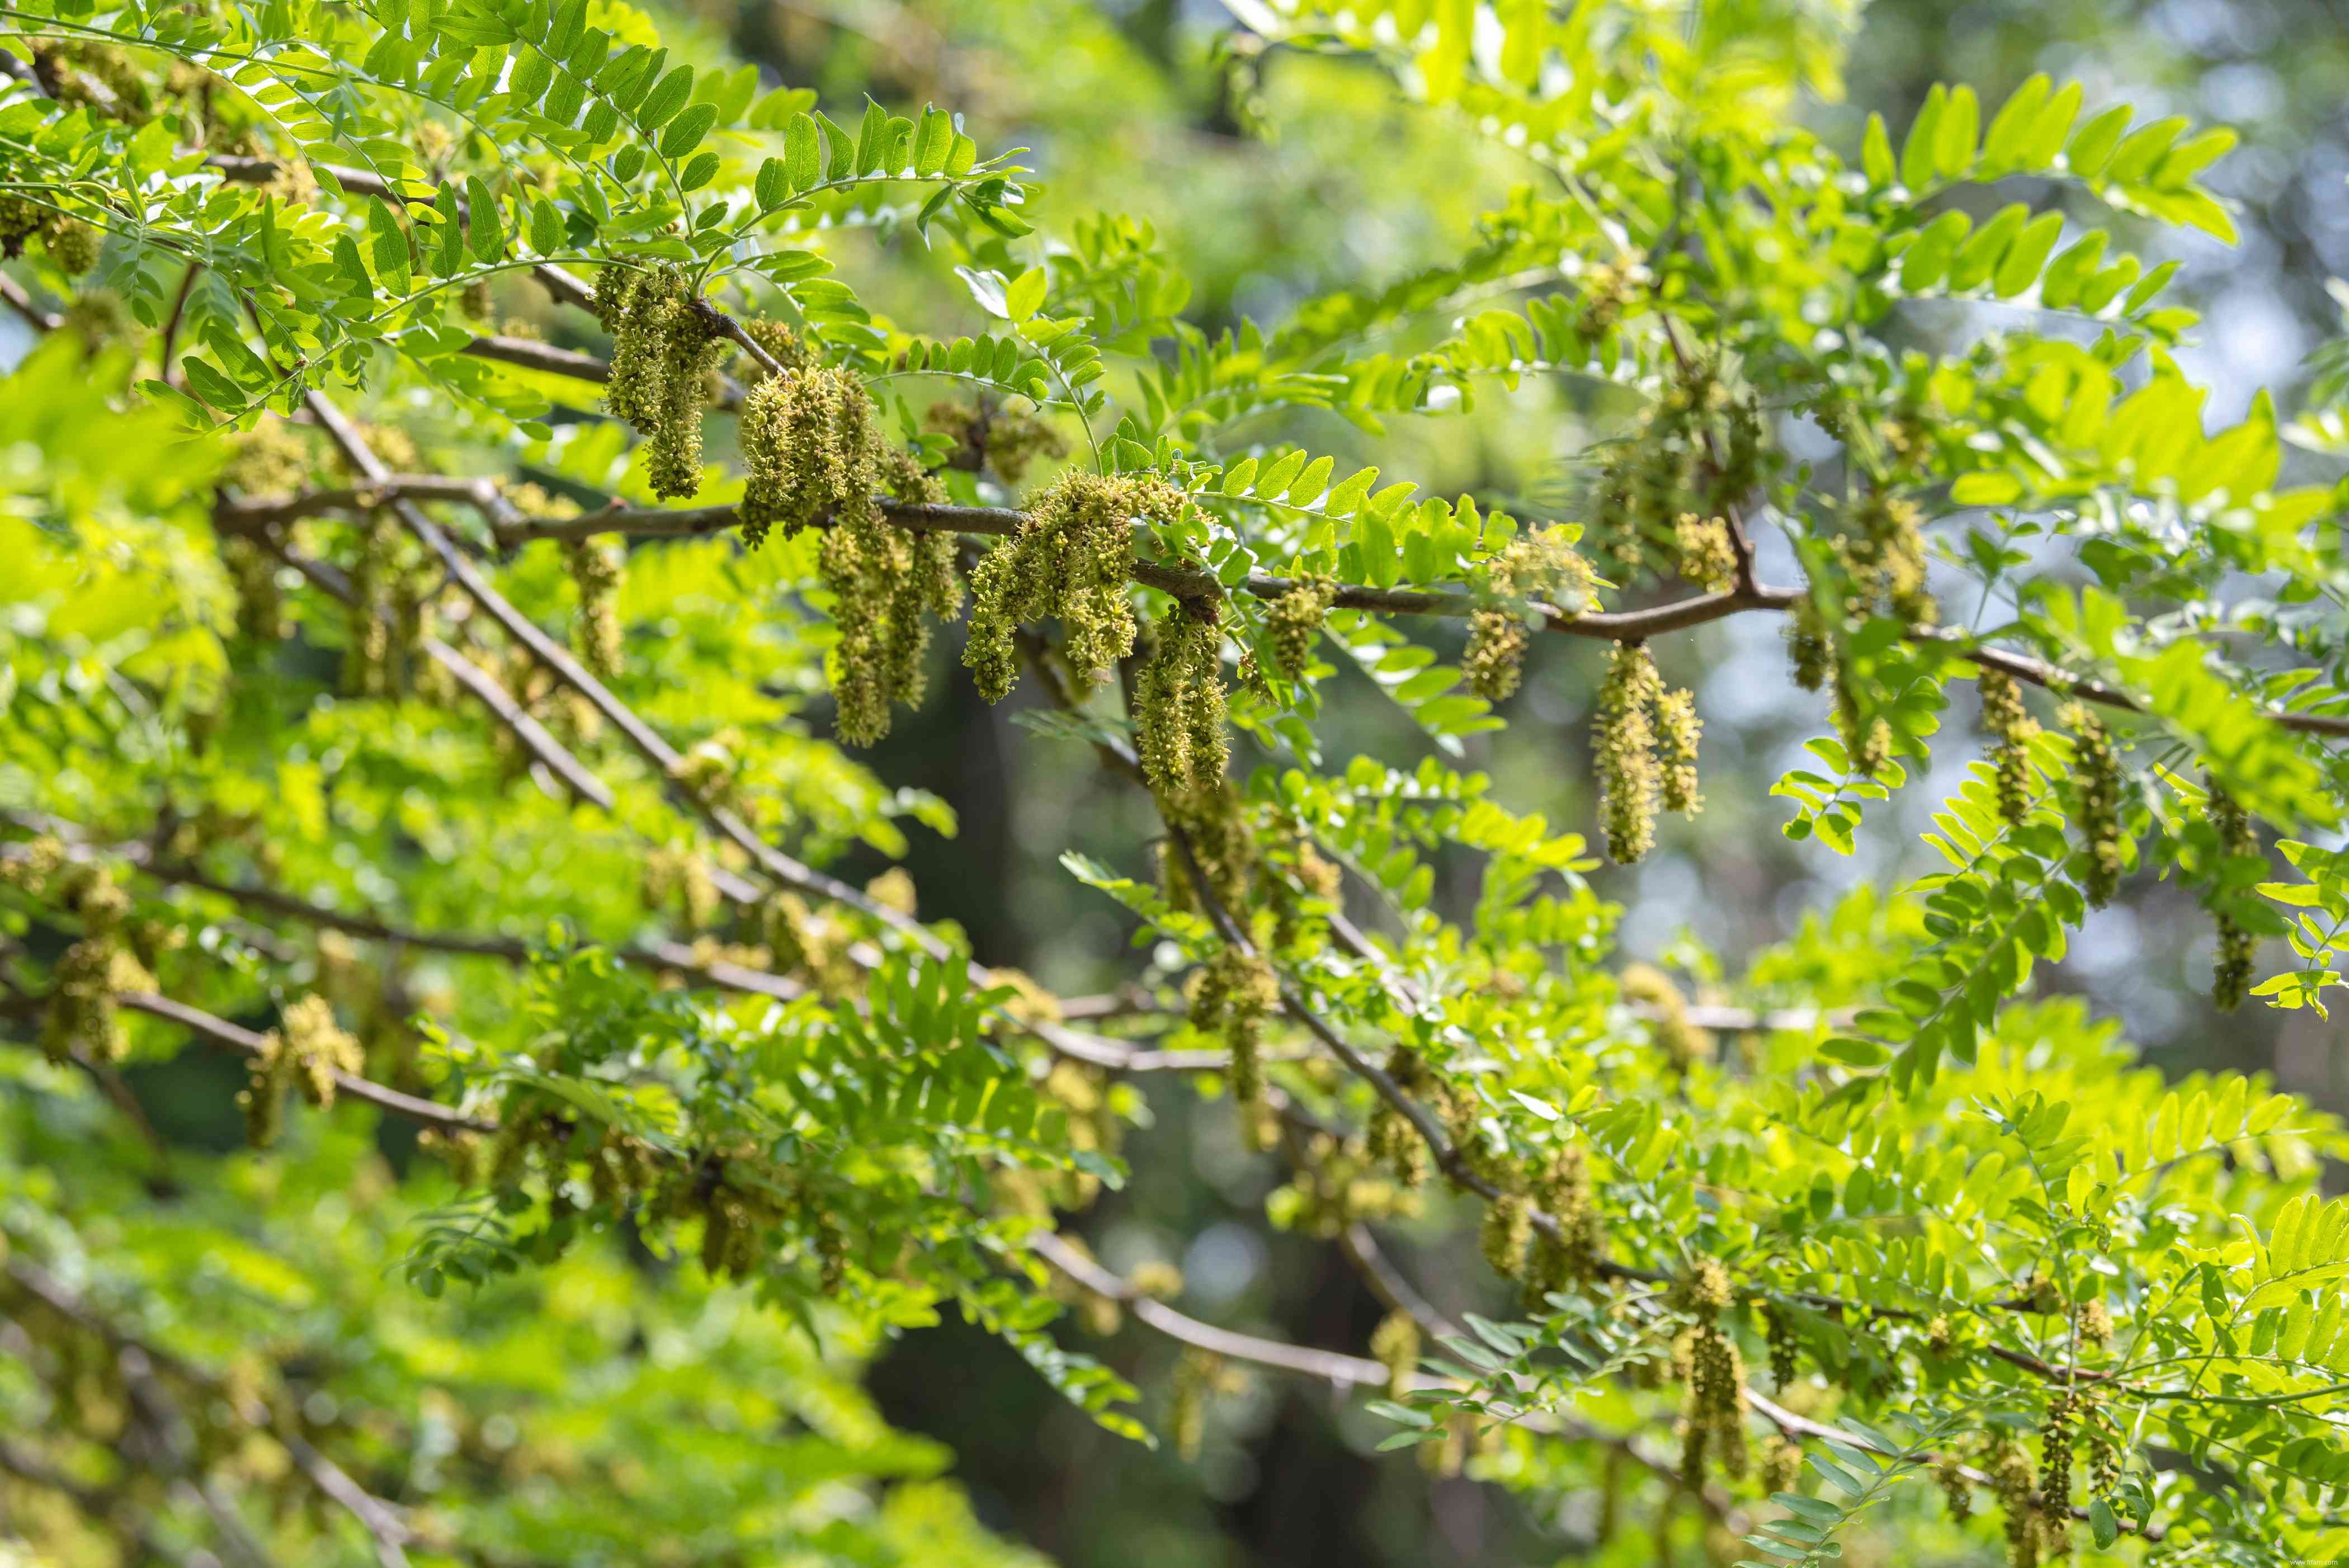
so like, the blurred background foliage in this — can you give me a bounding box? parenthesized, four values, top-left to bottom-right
(403, 0, 2338, 1562)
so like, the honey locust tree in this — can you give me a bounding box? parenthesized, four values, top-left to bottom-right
(3, 0, 2349, 1564)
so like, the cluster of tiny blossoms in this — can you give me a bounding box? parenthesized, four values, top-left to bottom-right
(736, 350, 962, 744)
(597, 265, 723, 501)
(965, 471, 1185, 701)
(1592, 644, 1704, 862)
(1464, 525, 1595, 702)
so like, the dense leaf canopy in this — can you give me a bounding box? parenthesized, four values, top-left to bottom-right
(2, 0, 2348, 1564)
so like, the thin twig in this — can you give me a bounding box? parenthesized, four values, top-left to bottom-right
(114, 990, 496, 1133)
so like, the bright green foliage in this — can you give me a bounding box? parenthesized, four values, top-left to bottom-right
(7, 0, 2349, 1564)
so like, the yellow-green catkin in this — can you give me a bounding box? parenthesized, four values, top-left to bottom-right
(982, 412, 1068, 483)
(1761, 1439, 1804, 1499)
(1673, 1259, 1747, 1485)
(965, 471, 1184, 701)
(1366, 1045, 1430, 1188)
(1190, 945, 1276, 1130)
(1523, 1145, 1603, 1307)
(1988, 1438, 2044, 1568)
(1467, 525, 1595, 702)
(346, 516, 399, 698)
(2039, 1390, 2077, 1517)
(923, 399, 1068, 482)
(644, 844, 720, 931)
(735, 317, 815, 386)
(1673, 513, 1738, 593)
(737, 361, 884, 547)
(598, 265, 722, 501)
(1479, 1190, 1531, 1279)
(1588, 357, 1760, 579)
(1370, 1309, 1420, 1400)
(1266, 578, 1334, 681)
(237, 999, 357, 1149)
(221, 417, 315, 498)
(2076, 1297, 2113, 1348)
(2062, 701, 2124, 908)
(821, 456, 961, 747)
(1978, 668, 2039, 825)
(23, 861, 152, 1065)
(0, 197, 43, 258)
(43, 215, 101, 275)
(1465, 610, 1531, 702)
(737, 362, 959, 743)
(1832, 658, 1893, 780)
(1654, 687, 1702, 815)
(279, 994, 362, 1108)
(1837, 488, 1935, 627)
(1158, 780, 1255, 925)
(240, 1029, 294, 1147)
(1936, 1454, 1974, 1521)
(2208, 778, 2257, 1010)
(566, 539, 624, 681)
(1595, 643, 1663, 863)
(1136, 602, 1230, 802)
(1785, 599, 1833, 693)
(61, 288, 136, 349)
(1765, 1305, 1799, 1390)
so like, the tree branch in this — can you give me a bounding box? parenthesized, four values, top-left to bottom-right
(146, 859, 808, 1004)
(216, 474, 512, 531)
(1030, 1229, 1392, 1388)
(114, 990, 497, 1134)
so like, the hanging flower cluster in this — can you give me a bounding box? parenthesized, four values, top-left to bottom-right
(737, 361, 884, 547)
(1978, 668, 2039, 824)
(1464, 525, 1594, 702)
(1265, 577, 1336, 681)
(1764, 1304, 1800, 1390)
(2206, 778, 2258, 1010)
(238, 994, 365, 1148)
(1136, 599, 1230, 803)
(965, 471, 1186, 701)
(1672, 511, 1738, 593)
(2062, 702, 2125, 907)
(738, 360, 961, 743)
(0, 197, 98, 272)
(1370, 1309, 1419, 1399)
(733, 317, 815, 385)
(1987, 1437, 2051, 1568)
(1654, 687, 1702, 814)
(343, 515, 441, 701)
(1593, 643, 1705, 862)
(1619, 962, 1712, 1073)
(597, 265, 723, 501)
(220, 535, 287, 642)
(1366, 1045, 1431, 1188)
(1671, 1258, 1748, 1484)
(1831, 486, 1935, 628)
(820, 459, 962, 747)
(565, 539, 625, 681)
(1188, 943, 1277, 1126)
(6, 851, 152, 1064)
(1479, 1189, 1531, 1277)
(1522, 1145, 1605, 1306)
